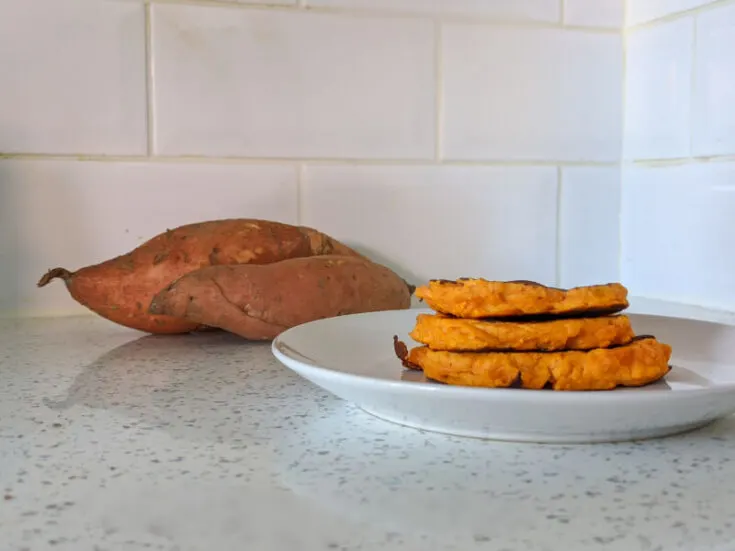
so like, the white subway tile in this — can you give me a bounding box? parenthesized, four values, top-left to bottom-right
(0, 0, 147, 155)
(306, 0, 560, 22)
(442, 26, 622, 162)
(692, 4, 735, 157)
(151, 5, 435, 159)
(0, 161, 297, 317)
(564, 0, 624, 28)
(301, 165, 559, 285)
(621, 162, 735, 310)
(627, 0, 717, 26)
(623, 19, 693, 160)
(559, 167, 620, 288)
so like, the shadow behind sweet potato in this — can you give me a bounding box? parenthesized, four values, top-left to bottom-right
(148, 255, 413, 340)
(37, 219, 365, 334)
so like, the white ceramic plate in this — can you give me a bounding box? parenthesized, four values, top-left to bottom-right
(271, 308, 735, 443)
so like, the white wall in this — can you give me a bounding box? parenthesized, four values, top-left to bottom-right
(622, 0, 735, 310)
(1, 0, 624, 318)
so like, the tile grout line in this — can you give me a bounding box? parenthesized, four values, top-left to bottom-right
(632, 155, 735, 166)
(434, 21, 443, 162)
(616, 163, 624, 287)
(688, 14, 698, 157)
(144, 2, 155, 156)
(625, 0, 735, 31)
(555, 166, 563, 288)
(559, 0, 565, 25)
(618, 0, 629, 284)
(0, 153, 626, 168)
(147, 0, 618, 32)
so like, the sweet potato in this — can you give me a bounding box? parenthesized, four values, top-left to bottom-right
(37, 219, 366, 334)
(148, 255, 412, 340)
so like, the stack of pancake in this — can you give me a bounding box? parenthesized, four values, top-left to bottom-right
(393, 279, 672, 391)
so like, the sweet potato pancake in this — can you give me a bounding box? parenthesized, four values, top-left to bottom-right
(414, 279, 629, 319)
(409, 313, 635, 352)
(393, 336, 672, 391)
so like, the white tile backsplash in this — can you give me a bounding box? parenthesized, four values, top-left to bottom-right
(621, 162, 735, 310)
(3, 0, 735, 316)
(301, 165, 559, 285)
(564, 0, 624, 28)
(0, 0, 147, 155)
(442, 26, 622, 162)
(627, 0, 717, 26)
(151, 4, 435, 159)
(0, 160, 297, 317)
(623, 18, 693, 160)
(305, 0, 560, 22)
(620, 2, 735, 312)
(692, 4, 735, 157)
(559, 167, 621, 288)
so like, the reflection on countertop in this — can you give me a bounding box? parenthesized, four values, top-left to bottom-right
(1, 315, 735, 551)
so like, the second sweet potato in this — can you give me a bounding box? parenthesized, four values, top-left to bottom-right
(148, 255, 412, 340)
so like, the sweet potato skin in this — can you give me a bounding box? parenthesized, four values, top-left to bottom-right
(148, 255, 412, 340)
(37, 219, 365, 334)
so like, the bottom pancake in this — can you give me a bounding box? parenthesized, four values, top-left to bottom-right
(393, 336, 672, 391)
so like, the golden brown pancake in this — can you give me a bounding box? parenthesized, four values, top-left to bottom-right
(409, 313, 635, 352)
(414, 279, 628, 319)
(393, 336, 671, 391)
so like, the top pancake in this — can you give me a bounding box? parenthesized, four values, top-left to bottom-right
(414, 279, 629, 319)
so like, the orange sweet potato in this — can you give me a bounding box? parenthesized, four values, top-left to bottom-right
(148, 255, 412, 340)
(37, 219, 366, 334)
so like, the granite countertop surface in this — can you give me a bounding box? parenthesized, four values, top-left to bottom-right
(2, 315, 735, 551)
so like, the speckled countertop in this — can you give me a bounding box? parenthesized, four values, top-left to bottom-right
(2, 316, 735, 551)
